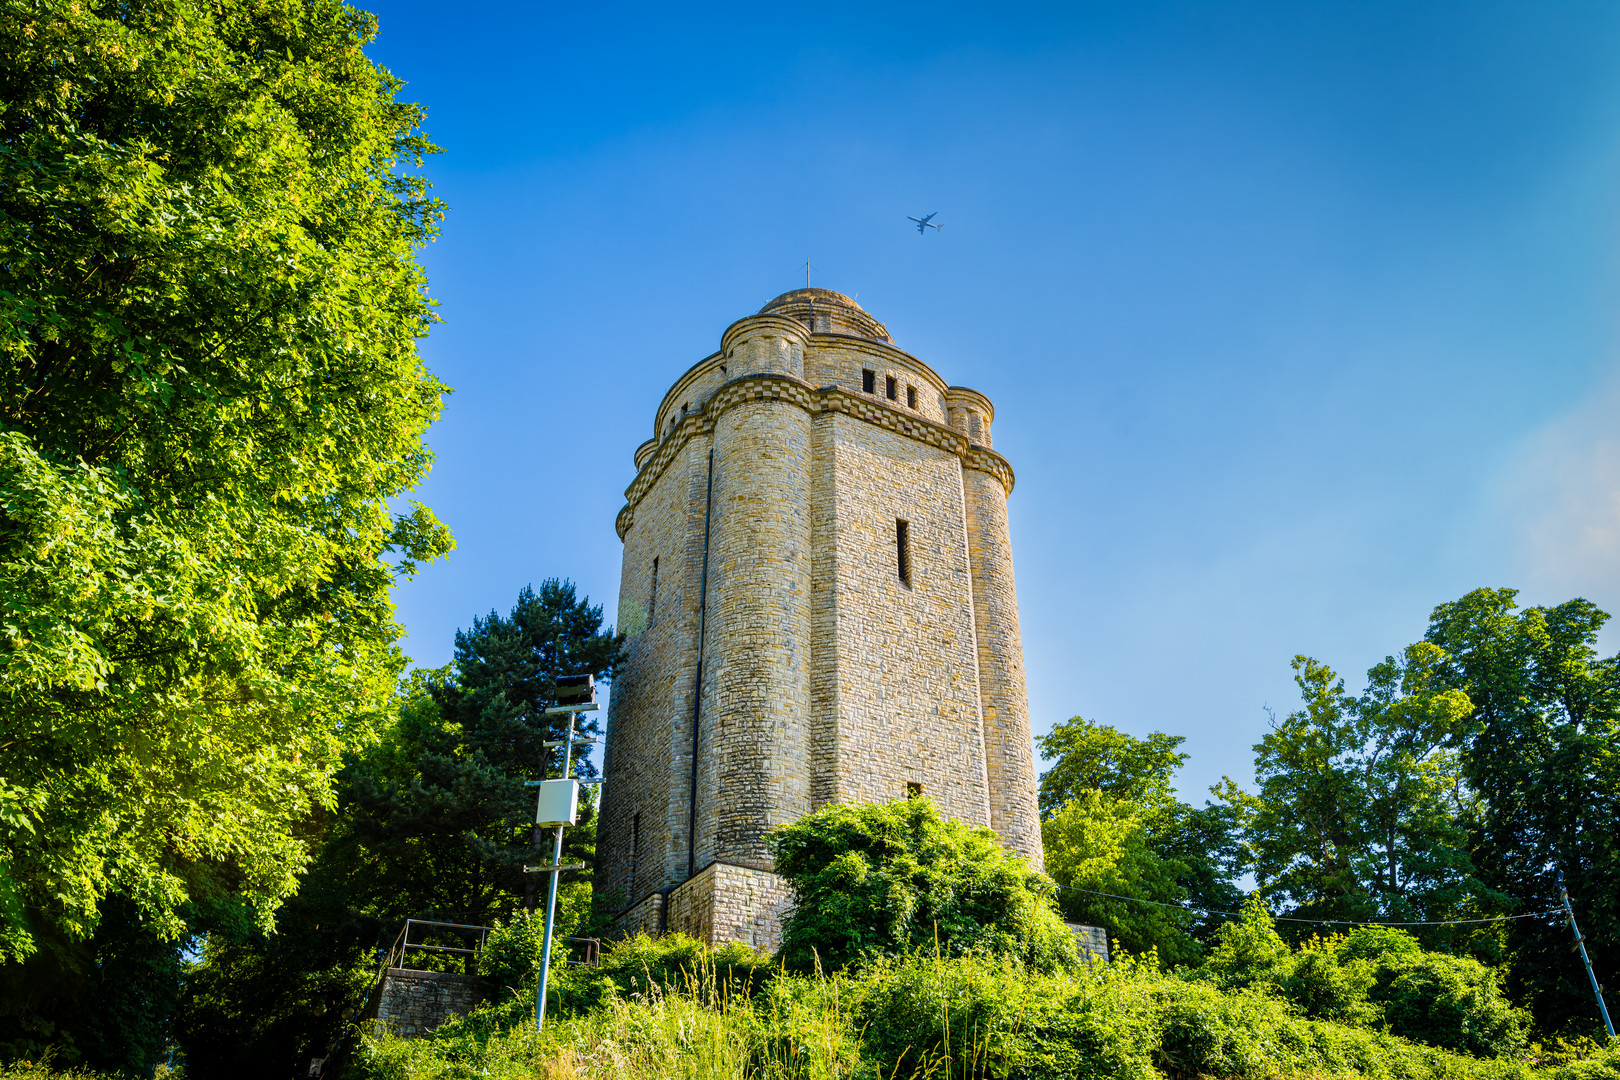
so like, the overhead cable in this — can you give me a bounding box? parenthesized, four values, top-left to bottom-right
(1051, 883, 1561, 927)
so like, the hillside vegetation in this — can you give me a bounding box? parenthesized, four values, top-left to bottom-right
(328, 801, 1615, 1080)
(339, 925, 1618, 1080)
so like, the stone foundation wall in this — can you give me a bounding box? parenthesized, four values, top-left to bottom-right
(664, 862, 794, 952)
(373, 969, 481, 1038)
(615, 890, 666, 939)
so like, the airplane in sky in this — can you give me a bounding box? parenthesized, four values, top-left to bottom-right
(908, 213, 942, 234)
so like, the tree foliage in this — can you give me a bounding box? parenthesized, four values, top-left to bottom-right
(1211, 588, 1618, 1037)
(1424, 589, 1620, 1033)
(767, 797, 1078, 974)
(1036, 715, 1188, 817)
(0, 896, 183, 1074)
(1219, 644, 1486, 932)
(172, 883, 376, 1080)
(1037, 717, 1242, 962)
(0, 0, 450, 974)
(339, 581, 623, 926)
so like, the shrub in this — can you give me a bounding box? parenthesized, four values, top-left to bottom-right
(1201, 895, 1292, 987)
(856, 951, 1164, 1080)
(476, 910, 551, 998)
(1372, 951, 1529, 1058)
(766, 796, 1078, 973)
(1193, 900, 1528, 1058)
(1338, 924, 1426, 963)
(1275, 937, 1379, 1025)
(1333, 922, 1528, 1058)
(353, 945, 1552, 1080)
(549, 932, 775, 1018)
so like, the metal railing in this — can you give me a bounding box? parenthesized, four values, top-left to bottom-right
(381, 918, 492, 972)
(565, 935, 601, 967)
(376, 918, 601, 975)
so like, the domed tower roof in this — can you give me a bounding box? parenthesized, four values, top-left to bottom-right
(759, 288, 891, 342)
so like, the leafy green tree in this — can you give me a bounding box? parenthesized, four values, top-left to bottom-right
(0, 896, 183, 1074)
(1219, 644, 1488, 936)
(172, 883, 376, 1080)
(767, 797, 1078, 973)
(0, 0, 450, 980)
(1037, 718, 1242, 960)
(1043, 792, 1200, 963)
(1424, 588, 1620, 1034)
(1036, 716, 1187, 817)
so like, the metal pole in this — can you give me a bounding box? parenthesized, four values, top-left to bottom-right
(537, 709, 577, 1032)
(1557, 870, 1615, 1038)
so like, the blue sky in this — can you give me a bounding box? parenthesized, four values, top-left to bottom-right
(368, 1, 1620, 802)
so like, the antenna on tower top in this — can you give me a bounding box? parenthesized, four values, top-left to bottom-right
(804, 258, 812, 288)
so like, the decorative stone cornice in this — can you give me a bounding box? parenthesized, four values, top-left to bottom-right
(964, 446, 1015, 493)
(616, 372, 1015, 539)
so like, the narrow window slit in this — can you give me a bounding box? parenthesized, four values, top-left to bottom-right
(896, 519, 911, 585)
(885, 375, 897, 400)
(648, 557, 659, 625)
(629, 812, 641, 897)
(862, 369, 876, 394)
(906, 384, 917, 409)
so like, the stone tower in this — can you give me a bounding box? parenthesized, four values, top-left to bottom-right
(598, 289, 1042, 948)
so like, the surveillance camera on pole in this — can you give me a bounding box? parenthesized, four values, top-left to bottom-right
(523, 673, 601, 1032)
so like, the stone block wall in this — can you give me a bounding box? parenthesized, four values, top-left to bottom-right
(810, 411, 990, 821)
(961, 464, 1044, 868)
(664, 862, 793, 952)
(373, 969, 480, 1039)
(699, 381, 814, 871)
(1067, 923, 1111, 963)
(616, 890, 665, 939)
(600, 436, 711, 908)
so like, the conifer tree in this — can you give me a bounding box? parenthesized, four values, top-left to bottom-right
(334, 581, 623, 927)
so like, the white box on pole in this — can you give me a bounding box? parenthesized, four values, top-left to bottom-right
(535, 779, 579, 826)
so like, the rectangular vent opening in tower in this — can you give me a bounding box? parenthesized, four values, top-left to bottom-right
(906, 384, 917, 409)
(862, 368, 875, 394)
(896, 519, 911, 586)
(885, 375, 897, 400)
